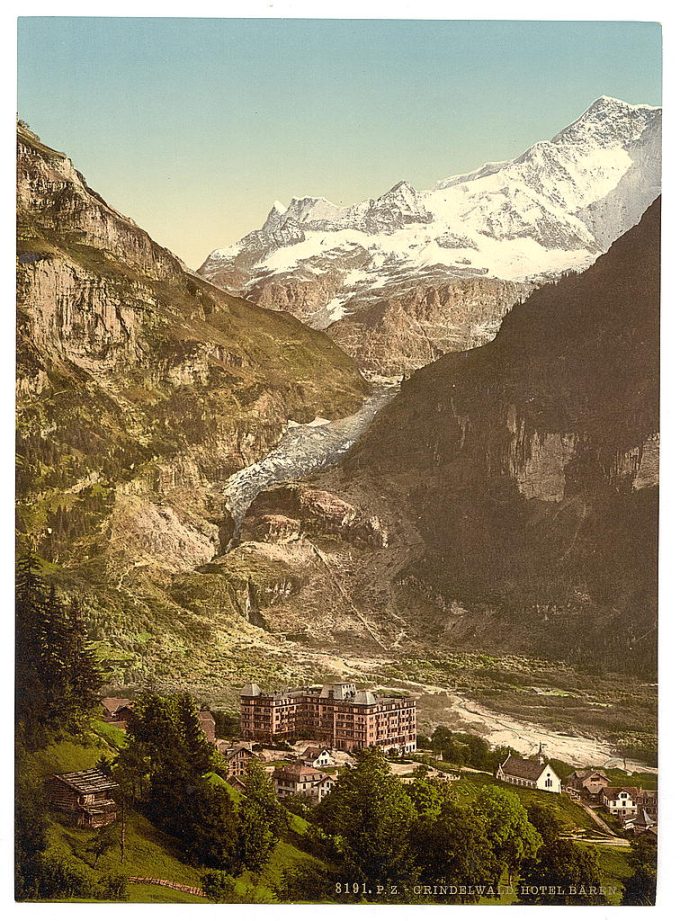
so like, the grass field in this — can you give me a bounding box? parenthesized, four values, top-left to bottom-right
(23, 721, 639, 905)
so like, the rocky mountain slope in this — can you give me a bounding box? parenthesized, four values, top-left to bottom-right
(240, 200, 659, 678)
(199, 96, 660, 374)
(16, 123, 368, 681)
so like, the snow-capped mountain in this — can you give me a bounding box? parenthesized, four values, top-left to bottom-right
(199, 96, 661, 374)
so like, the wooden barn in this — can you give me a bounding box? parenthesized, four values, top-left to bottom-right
(44, 769, 119, 828)
(101, 697, 135, 729)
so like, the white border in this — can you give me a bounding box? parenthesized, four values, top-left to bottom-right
(2, 4, 678, 920)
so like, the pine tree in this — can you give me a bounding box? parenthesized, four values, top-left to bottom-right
(177, 692, 213, 775)
(15, 551, 49, 743)
(64, 597, 101, 724)
(16, 551, 102, 740)
(235, 758, 287, 872)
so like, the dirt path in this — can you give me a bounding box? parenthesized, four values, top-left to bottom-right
(575, 800, 626, 840)
(127, 876, 205, 897)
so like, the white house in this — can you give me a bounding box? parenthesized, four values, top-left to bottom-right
(301, 746, 333, 768)
(272, 762, 334, 802)
(496, 754, 561, 794)
(599, 786, 638, 817)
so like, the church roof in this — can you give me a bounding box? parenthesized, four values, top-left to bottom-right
(500, 755, 549, 781)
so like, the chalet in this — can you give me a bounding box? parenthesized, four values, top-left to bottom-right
(565, 769, 610, 799)
(301, 745, 333, 768)
(636, 788, 658, 821)
(199, 709, 216, 743)
(622, 808, 656, 836)
(101, 697, 134, 728)
(228, 776, 247, 793)
(496, 753, 561, 794)
(272, 762, 334, 802)
(599, 786, 638, 817)
(45, 769, 118, 828)
(217, 742, 257, 778)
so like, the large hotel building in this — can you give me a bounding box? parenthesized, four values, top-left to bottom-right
(240, 682, 417, 753)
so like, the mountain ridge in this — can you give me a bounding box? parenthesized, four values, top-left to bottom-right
(198, 96, 660, 374)
(194, 201, 659, 687)
(16, 122, 369, 685)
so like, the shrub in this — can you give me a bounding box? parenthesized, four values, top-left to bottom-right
(98, 874, 128, 900)
(202, 869, 237, 903)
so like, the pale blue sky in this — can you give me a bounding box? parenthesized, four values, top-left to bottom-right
(17, 18, 662, 268)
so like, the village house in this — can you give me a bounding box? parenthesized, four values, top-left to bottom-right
(622, 808, 657, 836)
(272, 762, 335, 802)
(599, 786, 639, 817)
(496, 750, 562, 794)
(228, 775, 247, 793)
(240, 682, 417, 753)
(301, 745, 333, 768)
(45, 768, 119, 828)
(101, 697, 134, 729)
(216, 742, 258, 778)
(564, 769, 610, 800)
(199, 709, 216, 743)
(636, 788, 658, 821)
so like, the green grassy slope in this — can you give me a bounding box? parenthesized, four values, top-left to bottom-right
(27, 729, 327, 904)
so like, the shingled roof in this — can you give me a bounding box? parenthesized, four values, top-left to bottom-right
(53, 769, 118, 795)
(101, 697, 133, 714)
(499, 755, 547, 781)
(601, 786, 640, 799)
(273, 762, 324, 782)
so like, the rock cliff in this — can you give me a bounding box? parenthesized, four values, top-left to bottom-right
(245, 201, 659, 676)
(16, 123, 368, 682)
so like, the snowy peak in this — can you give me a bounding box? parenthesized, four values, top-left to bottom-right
(256, 179, 432, 239)
(365, 179, 433, 232)
(552, 95, 660, 149)
(378, 179, 418, 203)
(437, 97, 659, 192)
(199, 95, 661, 365)
(283, 195, 345, 226)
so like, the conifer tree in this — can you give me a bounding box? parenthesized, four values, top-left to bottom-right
(16, 550, 102, 740)
(177, 692, 213, 775)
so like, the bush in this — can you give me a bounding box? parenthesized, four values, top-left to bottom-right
(202, 869, 237, 903)
(33, 855, 95, 900)
(98, 874, 128, 900)
(276, 864, 334, 902)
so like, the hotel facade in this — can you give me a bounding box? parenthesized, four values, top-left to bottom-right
(240, 682, 417, 753)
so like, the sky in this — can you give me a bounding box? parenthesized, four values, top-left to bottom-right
(17, 18, 662, 268)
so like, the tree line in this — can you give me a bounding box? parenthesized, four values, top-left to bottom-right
(16, 550, 101, 746)
(280, 749, 656, 906)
